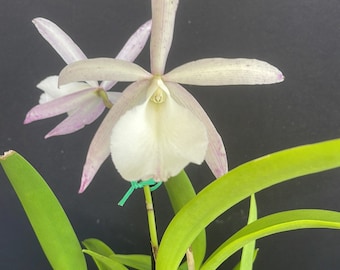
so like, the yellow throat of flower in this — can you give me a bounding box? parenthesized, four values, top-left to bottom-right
(150, 87, 166, 104)
(149, 76, 169, 104)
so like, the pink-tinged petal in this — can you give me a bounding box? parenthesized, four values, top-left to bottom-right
(45, 99, 105, 138)
(79, 80, 150, 193)
(100, 20, 152, 90)
(150, 0, 179, 75)
(116, 20, 152, 62)
(24, 88, 96, 124)
(110, 80, 208, 181)
(37, 76, 91, 103)
(59, 58, 151, 86)
(163, 58, 284, 86)
(33, 17, 87, 64)
(166, 82, 228, 178)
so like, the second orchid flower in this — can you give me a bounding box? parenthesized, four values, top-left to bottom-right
(24, 17, 151, 138)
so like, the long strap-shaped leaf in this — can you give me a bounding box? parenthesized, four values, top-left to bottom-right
(201, 209, 340, 269)
(0, 151, 86, 269)
(82, 238, 115, 270)
(82, 238, 151, 270)
(82, 250, 127, 270)
(239, 194, 257, 270)
(165, 171, 206, 269)
(156, 139, 340, 269)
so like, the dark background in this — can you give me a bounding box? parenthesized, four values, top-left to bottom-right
(1, 0, 340, 269)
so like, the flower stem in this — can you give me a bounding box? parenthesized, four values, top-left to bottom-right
(143, 185, 159, 261)
(96, 88, 113, 108)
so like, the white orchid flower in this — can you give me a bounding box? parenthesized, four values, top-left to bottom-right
(59, 0, 284, 192)
(24, 17, 151, 138)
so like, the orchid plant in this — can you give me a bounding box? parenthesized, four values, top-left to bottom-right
(2, 0, 340, 270)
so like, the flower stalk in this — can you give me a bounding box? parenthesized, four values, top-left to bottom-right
(143, 185, 159, 261)
(95, 88, 113, 109)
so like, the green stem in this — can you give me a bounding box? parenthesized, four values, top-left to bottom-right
(96, 88, 113, 109)
(143, 185, 159, 260)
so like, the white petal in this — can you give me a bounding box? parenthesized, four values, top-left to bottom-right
(79, 80, 150, 193)
(37, 76, 61, 103)
(33, 17, 87, 64)
(37, 75, 91, 103)
(163, 58, 284, 85)
(110, 88, 208, 181)
(166, 82, 228, 177)
(150, 0, 179, 74)
(59, 58, 151, 86)
(39, 93, 52, 104)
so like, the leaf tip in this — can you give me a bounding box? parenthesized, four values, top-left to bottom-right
(0, 150, 16, 161)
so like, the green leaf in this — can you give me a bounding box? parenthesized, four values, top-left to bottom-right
(0, 150, 86, 270)
(165, 170, 206, 269)
(239, 194, 257, 270)
(83, 238, 151, 270)
(233, 249, 259, 270)
(82, 238, 115, 257)
(156, 139, 340, 270)
(201, 209, 340, 269)
(82, 238, 115, 270)
(110, 254, 151, 270)
(82, 250, 127, 270)
(165, 171, 198, 213)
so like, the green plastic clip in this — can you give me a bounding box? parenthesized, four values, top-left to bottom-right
(118, 179, 162, 206)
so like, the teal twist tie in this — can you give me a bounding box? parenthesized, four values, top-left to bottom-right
(118, 179, 162, 206)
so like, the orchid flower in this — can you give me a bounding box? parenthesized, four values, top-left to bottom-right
(24, 17, 151, 138)
(59, 0, 284, 192)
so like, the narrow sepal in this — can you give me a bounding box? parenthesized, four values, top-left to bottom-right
(59, 58, 151, 86)
(164, 58, 284, 86)
(24, 88, 96, 124)
(44, 100, 105, 138)
(150, 0, 179, 74)
(33, 17, 87, 64)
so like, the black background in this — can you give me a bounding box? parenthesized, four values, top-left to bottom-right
(1, 0, 340, 269)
